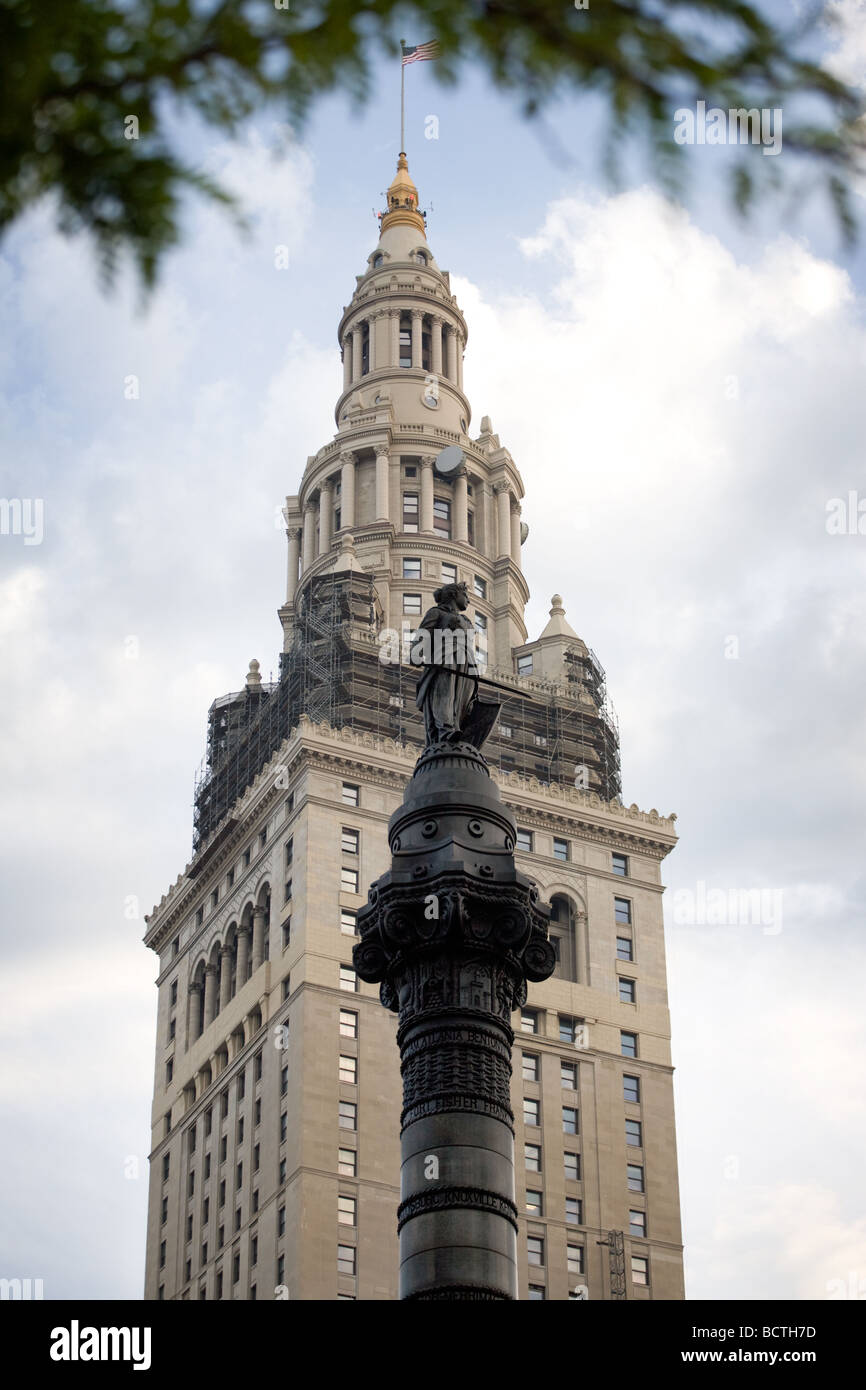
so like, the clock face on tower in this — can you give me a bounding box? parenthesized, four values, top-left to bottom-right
(422, 375, 440, 408)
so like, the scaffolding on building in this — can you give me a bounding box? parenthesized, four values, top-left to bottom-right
(192, 571, 623, 853)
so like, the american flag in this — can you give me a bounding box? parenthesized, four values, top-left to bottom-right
(401, 40, 441, 66)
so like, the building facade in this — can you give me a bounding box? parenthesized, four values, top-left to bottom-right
(143, 155, 684, 1301)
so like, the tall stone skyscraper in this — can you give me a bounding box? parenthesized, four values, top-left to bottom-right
(144, 155, 684, 1301)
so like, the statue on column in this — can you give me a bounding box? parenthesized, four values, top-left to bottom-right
(410, 581, 500, 749)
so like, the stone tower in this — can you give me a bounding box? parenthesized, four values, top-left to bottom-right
(143, 155, 684, 1301)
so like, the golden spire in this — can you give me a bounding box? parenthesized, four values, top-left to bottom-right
(380, 152, 427, 237)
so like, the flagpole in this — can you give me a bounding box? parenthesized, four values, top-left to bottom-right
(400, 39, 405, 151)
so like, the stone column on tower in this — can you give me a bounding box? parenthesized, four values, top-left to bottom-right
(454, 471, 469, 543)
(218, 946, 232, 1012)
(420, 457, 434, 532)
(236, 926, 251, 989)
(302, 505, 316, 572)
(251, 906, 267, 974)
(510, 502, 522, 567)
(286, 527, 301, 603)
(318, 480, 333, 555)
(496, 483, 512, 558)
(431, 316, 443, 377)
(342, 336, 352, 391)
(389, 310, 400, 367)
(456, 331, 465, 390)
(202, 964, 217, 1029)
(351, 326, 363, 382)
(340, 453, 356, 530)
(446, 326, 457, 382)
(187, 983, 202, 1043)
(375, 446, 390, 521)
(411, 310, 423, 370)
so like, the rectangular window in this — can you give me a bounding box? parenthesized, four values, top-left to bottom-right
(251, 1235, 258, 1266)
(259, 827, 268, 850)
(236, 1162, 243, 1188)
(188, 1173, 195, 1197)
(337, 1244, 356, 1276)
(280, 1066, 288, 1097)
(559, 1015, 579, 1044)
(402, 493, 419, 532)
(522, 1053, 539, 1083)
(621, 1031, 638, 1058)
(280, 1112, 287, 1142)
(278, 1205, 286, 1236)
(282, 977, 291, 1001)
(237, 1072, 245, 1101)
(533, 733, 547, 748)
(432, 497, 451, 539)
(195, 907, 204, 926)
(218, 1225, 224, 1249)
(253, 1052, 262, 1082)
(564, 1152, 581, 1182)
(403, 592, 422, 616)
(402, 558, 421, 580)
(338, 1148, 357, 1177)
(631, 1255, 649, 1287)
(285, 792, 294, 817)
(161, 1196, 168, 1225)
(341, 827, 359, 856)
(237, 1117, 244, 1144)
(562, 1107, 579, 1135)
(553, 837, 569, 862)
(341, 868, 359, 894)
(279, 1158, 287, 1183)
(619, 977, 636, 1004)
(627, 1164, 644, 1193)
(233, 1252, 240, 1284)
(499, 724, 512, 738)
(515, 828, 532, 852)
(341, 783, 359, 806)
(339, 1009, 358, 1038)
(616, 936, 634, 962)
(565, 1196, 582, 1225)
(162, 1154, 170, 1182)
(220, 1091, 229, 1119)
(526, 1189, 543, 1217)
(220, 1136, 227, 1163)
(473, 575, 487, 599)
(527, 1235, 544, 1267)
(211, 889, 219, 910)
(276, 1256, 284, 1287)
(338, 1195, 357, 1226)
(243, 848, 251, 868)
(560, 1061, 578, 1090)
(284, 838, 293, 870)
(186, 1213, 193, 1242)
(612, 852, 629, 877)
(219, 1180, 225, 1206)
(629, 1209, 647, 1237)
(626, 1119, 643, 1147)
(441, 562, 457, 585)
(523, 1098, 540, 1127)
(525, 1143, 541, 1172)
(339, 1054, 357, 1085)
(528, 1284, 546, 1300)
(520, 1009, 538, 1035)
(567, 1245, 585, 1277)
(340, 909, 357, 936)
(159, 1240, 166, 1269)
(517, 654, 533, 676)
(166, 1059, 173, 1085)
(283, 883, 292, 912)
(170, 980, 178, 1008)
(339, 965, 358, 993)
(251, 1189, 258, 1214)
(234, 1208, 241, 1233)
(339, 1102, 357, 1131)
(623, 1074, 641, 1104)
(614, 897, 632, 925)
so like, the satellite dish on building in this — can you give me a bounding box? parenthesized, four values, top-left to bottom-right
(434, 445, 464, 477)
(520, 521, 529, 545)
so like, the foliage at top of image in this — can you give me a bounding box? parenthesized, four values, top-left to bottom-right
(1, 0, 862, 286)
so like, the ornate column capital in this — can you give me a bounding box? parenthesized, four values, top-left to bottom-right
(374, 443, 391, 458)
(339, 450, 357, 466)
(188, 981, 203, 996)
(204, 963, 217, 977)
(410, 307, 424, 321)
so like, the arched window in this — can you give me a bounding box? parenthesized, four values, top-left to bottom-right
(373, 253, 384, 267)
(549, 895, 578, 982)
(415, 250, 428, 265)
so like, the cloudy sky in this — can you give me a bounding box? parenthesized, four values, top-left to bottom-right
(1, 5, 865, 1301)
